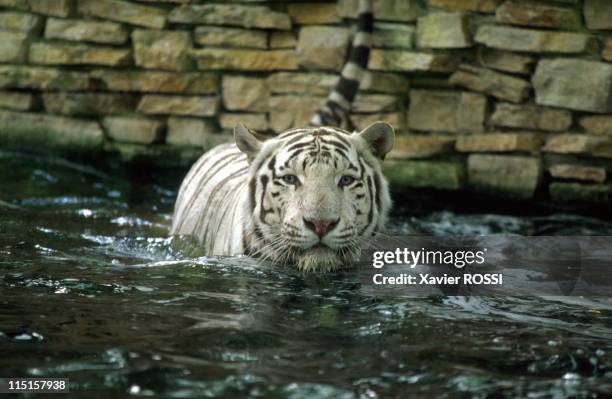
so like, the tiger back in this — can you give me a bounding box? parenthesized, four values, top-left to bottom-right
(171, 144, 250, 256)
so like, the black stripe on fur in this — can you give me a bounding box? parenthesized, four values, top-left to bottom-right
(336, 77, 360, 102)
(358, 11, 374, 33)
(350, 45, 370, 68)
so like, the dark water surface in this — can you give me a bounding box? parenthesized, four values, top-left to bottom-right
(1, 151, 611, 398)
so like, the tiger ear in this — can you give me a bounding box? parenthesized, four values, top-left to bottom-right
(358, 122, 395, 160)
(234, 123, 262, 161)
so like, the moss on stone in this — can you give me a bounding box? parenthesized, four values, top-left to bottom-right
(0, 119, 103, 150)
(383, 160, 465, 190)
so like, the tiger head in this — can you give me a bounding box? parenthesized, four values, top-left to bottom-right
(235, 122, 394, 272)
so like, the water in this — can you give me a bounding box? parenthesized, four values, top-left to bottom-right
(1, 151, 611, 398)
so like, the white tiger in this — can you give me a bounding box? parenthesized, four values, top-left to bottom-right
(170, 0, 395, 271)
(171, 122, 394, 271)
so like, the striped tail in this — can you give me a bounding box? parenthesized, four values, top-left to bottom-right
(309, 0, 374, 128)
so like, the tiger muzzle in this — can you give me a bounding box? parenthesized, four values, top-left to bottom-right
(303, 217, 340, 238)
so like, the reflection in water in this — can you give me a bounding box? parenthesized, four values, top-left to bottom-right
(0, 151, 611, 398)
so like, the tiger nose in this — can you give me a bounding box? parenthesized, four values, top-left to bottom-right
(303, 217, 339, 237)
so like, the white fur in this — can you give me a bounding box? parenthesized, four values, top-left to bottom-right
(171, 124, 394, 272)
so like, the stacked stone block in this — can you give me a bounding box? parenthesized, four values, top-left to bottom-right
(0, 0, 610, 204)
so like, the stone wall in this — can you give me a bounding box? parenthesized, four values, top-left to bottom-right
(0, 0, 611, 204)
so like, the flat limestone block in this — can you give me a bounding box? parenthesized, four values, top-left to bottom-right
(389, 135, 456, 159)
(45, 18, 129, 45)
(352, 94, 400, 113)
(103, 116, 163, 144)
(369, 49, 457, 72)
(137, 95, 220, 117)
(222, 76, 269, 112)
(360, 72, 411, 93)
(449, 64, 530, 103)
(475, 25, 595, 53)
(337, 0, 419, 22)
(467, 154, 542, 198)
(456, 133, 541, 153)
(267, 72, 336, 96)
(89, 69, 218, 94)
(0, 91, 33, 111)
(549, 164, 607, 183)
(0, 65, 91, 91)
(496, 1, 581, 29)
(29, 42, 132, 66)
(167, 116, 217, 147)
(194, 49, 298, 71)
(543, 134, 612, 159)
(584, 0, 612, 30)
(479, 49, 534, 75)
(288, 3, 340, 24)
(78, 0, 167, 29)
(42, 92, 138, 116)
(383, 160, 464, 190)
(533, 59, 612, 113)
(490, 103, 572, 132)
(579, 116, 612, 136)
(169, 4, 291, 29)
(29, 0, 72, 17)
(194, 27, 267, 49)
(269, 32, 297, 49)
(132, 29, 192, 71)
(0, 31, 29, 63)
(0, 109, 103, 149)
(0, 11, 42, 34)
(407, 89, 486, 134)
(297, 26, 350, 70)
(425, 0, 502, 13)
(417, 12, 472, 49)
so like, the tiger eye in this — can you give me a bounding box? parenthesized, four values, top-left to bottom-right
(339, 175, 356, 187)
(282, 174, 298, 185)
